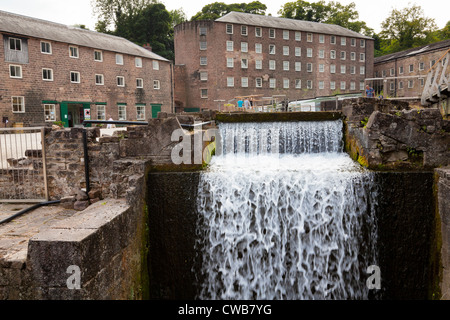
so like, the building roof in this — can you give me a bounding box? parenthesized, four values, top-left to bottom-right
(0, 10, 169, 62)
(374, 39, 450, 64)
(216, 11, 373, 40)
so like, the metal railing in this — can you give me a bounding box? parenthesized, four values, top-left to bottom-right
(0, 127, 48, 202)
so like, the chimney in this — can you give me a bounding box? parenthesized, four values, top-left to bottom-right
(143, 43, 152, 52)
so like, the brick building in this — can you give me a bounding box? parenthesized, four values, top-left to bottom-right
(0, 10, 172, 128)
(174, 12, 374, 111)
(373, 39, 450, 99)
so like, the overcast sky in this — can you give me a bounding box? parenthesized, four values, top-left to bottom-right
(0, 0, 448, 33)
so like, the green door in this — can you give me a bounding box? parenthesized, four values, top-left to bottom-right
(60, 103, 69, 127)
(151, 104, 162, 119)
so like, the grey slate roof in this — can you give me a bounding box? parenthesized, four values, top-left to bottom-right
(216, 12, 372, 40)
(374, 39, 450, 64)
(0, 10, 169, 62)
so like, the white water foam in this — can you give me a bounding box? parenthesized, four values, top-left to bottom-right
(195, 121, 378, 300)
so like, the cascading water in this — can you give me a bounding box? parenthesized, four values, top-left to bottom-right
(195, 120, 378, 300)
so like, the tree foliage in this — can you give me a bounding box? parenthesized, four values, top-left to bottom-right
(378, 4, 438, 55)
(191, 1, 267, 21)
(278, 1, 373, 35)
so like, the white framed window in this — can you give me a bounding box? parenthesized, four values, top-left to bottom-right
(319, 49, 325, 59)
(350, 66, 355, 74)
(360, 66, 365, 75)
(351, 38, 356, 47)
(319, 81, 324, 89)
(283, 46, 289, 56)
(330, 36, 336, 44)
(350, 52, 356, 61)
(307, 63, 313, 72)
(360, 81, 365, 91)
(319, 64, 324, 73)
(153, 60, 160, 70)
(283, 78, 289, 89)
(95, 74, 104, 85)
(283, 30, 289, 40)
(12, 96, 25, 113)
(153, 80, 160, 90)
(408, 80, 414, 88)
(200, 57, 207, 65)
(295, 62, 301, 72)
(330, 81, 336, 90)
(340, 51, 346, 60)
(330, 64, 336, 74)
(241, 59, 248, 69)
(135, 57, 143, 67)
(9, 65, 22, 78)
(360, 39, 365, 48)
(360, 53, 365, 62)
(241, 77, 248, 88)
(117, 76, 125, 87)
(136, 78, 143, 88)
(399, 66, 404, 74)
(340, 81, 346, 90)
(70, 71, 80, 83)
(226, 41, 234, 51)
(255, 78, 262, 88)
(295, 47, 301, 56)
(97, 105, 106, 120)
(409, 64, 414, 73)
(41, 41, 52, 54)
(283, 61, 289, 71)
(341, 37, 346, 46)
(118, 105, 127, 121)
(295, 79, 301, 89)
(136, 105, 146, 120)
(390, 82, 395, 91)
(199, 27, 207, 36)
(94, 50, 103, 61)
(307, 33, 313, 42)
(69, 46, 79, 58)
(44, 104, 56, 122)
(350, 81, 356, 90)
(9, 37, 22, 51)
(269, 29, 275, 38)
(255, 43, 262, 53)
(295, 32, 301, 41)
(201, 89, 208, 98)
(116, 54, 123, 65)
(399, 81, 404, 89)
(227, 57, 234, 68)
(319, 35, 325, 43)
(420, 78, 425, 87)
(42, 68, 53, 81)
(241, 42, 248, 53)
(390, 68, 395, 76)
(340, 65, 346, 74)
(269, 78, 276, 88)
(307, 80, 313, 89)
(419, 62, 425, 71)
(330, 50, 336, 59)
(269, 44, 276, 55)
(255, 60, 262, 70)
(226, 24, 233, 34)
(269, 60, 276, 70)
(241, 25, 248, 36)
(307, 48, 313, 57)
(200, 72, 208, 81)
(255, 27, 262, 37)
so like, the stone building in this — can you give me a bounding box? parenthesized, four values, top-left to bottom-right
(174, 12, 374, 111)
(0, 10, 172, 128)
(373, 39, 450, 99)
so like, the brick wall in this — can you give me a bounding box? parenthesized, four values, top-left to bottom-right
(0, 34, 172, 127)
(174, 20, 374, 110)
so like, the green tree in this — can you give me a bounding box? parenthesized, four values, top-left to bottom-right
(191, 1, 267, 20)
(379, 4, 438, 54)
(278, 0, 372, 35)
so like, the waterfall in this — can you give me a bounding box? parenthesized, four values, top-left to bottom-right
(195, 120, 378, 300)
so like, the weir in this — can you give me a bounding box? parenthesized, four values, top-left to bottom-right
(195, 120, 378, 300)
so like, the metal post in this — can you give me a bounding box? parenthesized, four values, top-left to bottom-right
(41, 127, 49, 201)
(82, 129, 90, 194)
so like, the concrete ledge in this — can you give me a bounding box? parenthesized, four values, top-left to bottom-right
(215, 112, 343, 123)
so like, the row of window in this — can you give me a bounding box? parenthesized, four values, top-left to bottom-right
(221, 42, 366, 61)
(222, 24, 366, 48)
(8, 37, 161, 69)
(376, 60, 438, 77)
(221, 59, 366, 74)
(8, 64, 161, 89)
(15, 99, 147, 121)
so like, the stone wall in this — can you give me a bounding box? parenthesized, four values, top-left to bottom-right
(437, 168, 450, 299)
(343, 97, 450, 170)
